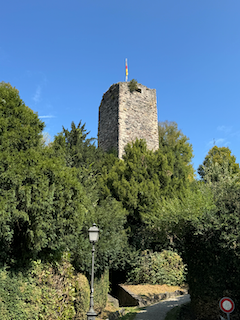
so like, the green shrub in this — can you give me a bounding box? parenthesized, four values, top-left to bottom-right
(0, 253, 91, 320)
(128, 79, 139, 93)
(126, 250, 186, 286)
(184, 221, 240, 320)
(94, 269, 109, 314)
(74, 273, 90, 320)
(183, 174, 240, 319)
(0, 268, 42, 320)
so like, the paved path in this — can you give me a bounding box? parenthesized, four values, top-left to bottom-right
(134, 294, 190, 320)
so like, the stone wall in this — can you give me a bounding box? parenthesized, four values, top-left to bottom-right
(98, 82, 159, 158)
(98, 83, 119, 154)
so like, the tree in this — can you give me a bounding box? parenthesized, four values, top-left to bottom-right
(158, 121, 195, 184)
(52, 122, 130, 275)
(52, 121, 100, 169)
(145, 157, 240, 319)
(99, 138, 188, 250)
(198, 145, 240, 181)
(182, 169, 240, 319)
(0, 82, 45, 152)
(0, 83, 86, 266)
(146, 181, 215, 237)
(99, 122, 195, 251)
(156, 159, 240, 319)
(148, 151, 240, 319)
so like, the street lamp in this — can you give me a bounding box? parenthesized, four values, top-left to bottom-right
(87, 223, 100, 320)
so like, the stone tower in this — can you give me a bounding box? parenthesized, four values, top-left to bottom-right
(98, 81, 159, 158)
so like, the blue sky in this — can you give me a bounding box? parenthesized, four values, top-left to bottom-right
(1, 0, 240, 175)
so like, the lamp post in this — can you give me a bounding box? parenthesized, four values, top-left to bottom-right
(87, 223, 99, 320)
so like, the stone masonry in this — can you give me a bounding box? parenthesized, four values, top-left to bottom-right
(98, 82, 159, 158)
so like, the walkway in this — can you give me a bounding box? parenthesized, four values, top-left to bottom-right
(134, 294, 190, 320)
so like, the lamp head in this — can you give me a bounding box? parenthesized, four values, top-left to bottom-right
(88, 223, 99, 243)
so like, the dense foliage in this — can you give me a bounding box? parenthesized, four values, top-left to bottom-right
(52, 121, 101, 169)
(183, 162, 240, 319)
(0, 253, 109, 320)
(198, 145, 240, 181)
(126, 250, 186, 286)
(51, 121, 130, 276)
(0, 82, 44, 151)
(0, 83, 87, 267)
(2, 82, 240, 319)
(99, 122, 195, 251)
(0, 253, 86, 320)
(158, 121, 195, 183)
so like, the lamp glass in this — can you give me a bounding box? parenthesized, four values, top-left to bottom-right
(88, 224, 99, 243)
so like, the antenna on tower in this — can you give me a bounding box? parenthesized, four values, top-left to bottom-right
(125, 58, 128, 82)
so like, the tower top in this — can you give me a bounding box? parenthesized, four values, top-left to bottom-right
(98, 81, 159, 158)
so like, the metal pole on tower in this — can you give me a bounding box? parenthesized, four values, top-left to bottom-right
(125, 58, 128, 82)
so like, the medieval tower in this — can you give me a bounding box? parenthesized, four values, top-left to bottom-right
(98, 81, 159, 158)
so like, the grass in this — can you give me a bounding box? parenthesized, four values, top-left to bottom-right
(98, 303, 139, 320)
(120, 307, 139, 320)
(97, 301, 119, 319)
(120, 313, 137, 320)
(121, 284, 183, 296)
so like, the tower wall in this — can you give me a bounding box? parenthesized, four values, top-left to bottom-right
(98, 82, 159, 158)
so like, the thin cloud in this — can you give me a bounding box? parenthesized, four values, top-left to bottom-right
(217, 125, 240, 140)
(217, 125, 232, 134)
(217, 125, 240, 142)
(39, 115, 55, 119)
(207, 138, 227, 147)
(33, 85, 41, 103)
(216, 138, 227, 145)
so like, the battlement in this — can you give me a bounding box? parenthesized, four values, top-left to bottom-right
(98, 82, 159, 158)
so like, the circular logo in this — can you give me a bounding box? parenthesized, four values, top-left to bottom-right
(219, 297, 235, 314)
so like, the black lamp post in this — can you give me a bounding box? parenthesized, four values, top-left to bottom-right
(87, 223, 99, 320)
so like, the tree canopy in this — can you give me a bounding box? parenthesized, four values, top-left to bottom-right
(198, 145, 240, 181)
(98, 122, 195, 251)
(159, 121, 195, 183)
(52, 121, 129, 275)
(52, 121, 101, 169)
(0, 84, 127, 274)
(0, 83, 86, 266)
(183, 163, 240, 319)
(2, 81, 240, 319)
(0, 82, 44, 152)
